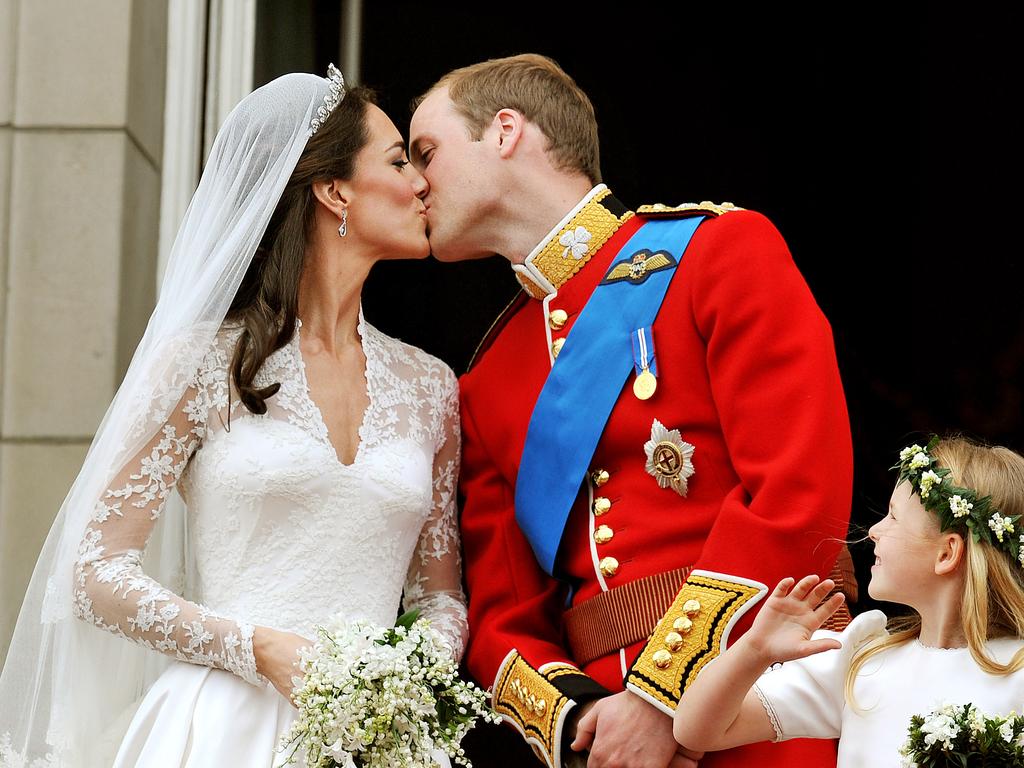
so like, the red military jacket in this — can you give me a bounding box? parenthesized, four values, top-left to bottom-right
(459, 186, 853, 767)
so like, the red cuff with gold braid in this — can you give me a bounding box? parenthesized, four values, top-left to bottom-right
(492, 650, 609, 768)
(625, 570, 768, 715)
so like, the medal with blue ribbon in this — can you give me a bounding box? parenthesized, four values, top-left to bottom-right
(632, 326, 658, 400)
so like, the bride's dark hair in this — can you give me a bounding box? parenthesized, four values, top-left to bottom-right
(226, 86, 376, 415)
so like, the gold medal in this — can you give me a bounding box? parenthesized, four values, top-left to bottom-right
(633, 368, 658, 400)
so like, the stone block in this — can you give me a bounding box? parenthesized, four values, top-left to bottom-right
(0, 0, 17, 125)
(14, 0, 132, 127)
(126, 0, 167, 164)
(0, 440, 88, 662)
(116, 137, 159, 378)
(3, 130, 125, 438)
(0, 127, 11, 385)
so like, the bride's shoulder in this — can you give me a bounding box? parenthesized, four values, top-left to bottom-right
(144, 322, 243, 388)
(364, 321, 457, 391)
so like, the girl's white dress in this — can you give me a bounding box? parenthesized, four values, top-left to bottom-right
(753, 610, 1024, 767)
(71, 317, 467, 767)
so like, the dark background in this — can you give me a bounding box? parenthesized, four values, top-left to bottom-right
(255, 3, 1022, 762)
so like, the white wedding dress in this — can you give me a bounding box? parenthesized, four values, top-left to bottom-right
(71, 313, 467, 767)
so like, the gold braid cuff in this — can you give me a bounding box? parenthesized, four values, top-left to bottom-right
(624, 570, 767, 716)
(492, 651, 595, 768)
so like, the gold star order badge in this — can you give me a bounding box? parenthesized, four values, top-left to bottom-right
(644, 419, 695, 497)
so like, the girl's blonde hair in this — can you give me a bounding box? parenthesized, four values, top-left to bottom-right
(845, 436, 1024, 707)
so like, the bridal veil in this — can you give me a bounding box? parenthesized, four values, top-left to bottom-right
(0, 66, 345, 766)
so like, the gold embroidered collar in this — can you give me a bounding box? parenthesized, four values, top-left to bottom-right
(512, 185, 634, 299)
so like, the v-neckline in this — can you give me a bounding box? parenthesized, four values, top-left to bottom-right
(292, 312, 373, 470)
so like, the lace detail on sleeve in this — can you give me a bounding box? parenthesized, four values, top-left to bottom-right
(403, 368, 468, 661)
(71, 338, 261, 685)
(752, 682, 784, 742)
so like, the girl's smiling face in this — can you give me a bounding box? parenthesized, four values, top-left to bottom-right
(868, 481, 948, 606)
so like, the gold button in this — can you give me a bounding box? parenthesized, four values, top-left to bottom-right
(664, 631, 684, 652)
(672, 616, 693, 634)
(599, 556, 619, 577)
(652, 649, 673, 669)
(551, 337, 565, 358)
(549, 309, 568, 330)
(594, 525, 614, 544)
(591, 468, 610, 487)
(683, 599, 701, 617)
(592, 496, 612, 516)
(535, 698, 546, 715)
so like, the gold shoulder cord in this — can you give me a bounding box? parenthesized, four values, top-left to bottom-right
(636, 201, 744, 218)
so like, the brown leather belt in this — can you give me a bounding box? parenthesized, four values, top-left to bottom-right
(563, 550, 856, 666)
(564, 566, 692, 666)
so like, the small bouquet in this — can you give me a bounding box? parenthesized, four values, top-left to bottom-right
(899, 702, 1024, 767)
(279, 610, 499, 768)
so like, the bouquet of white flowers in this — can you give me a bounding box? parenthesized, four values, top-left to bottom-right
(899, 702, 1024, 767)
(279, 610, 499, 768)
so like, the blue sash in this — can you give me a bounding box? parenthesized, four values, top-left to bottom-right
(515, 216, 706, 575)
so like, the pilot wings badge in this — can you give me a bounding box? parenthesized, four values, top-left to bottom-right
(600, 249, 677, 286)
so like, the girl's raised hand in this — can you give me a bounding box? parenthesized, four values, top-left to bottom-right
(743, 575, 846, 664)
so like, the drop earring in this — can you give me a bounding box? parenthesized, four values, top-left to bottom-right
(338, 209, 348, 237)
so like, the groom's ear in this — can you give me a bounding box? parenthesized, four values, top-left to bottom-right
(492, 108, 525, 159)
(312, 178, 350, 217)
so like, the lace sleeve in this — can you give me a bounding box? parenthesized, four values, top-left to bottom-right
(71, 346, 261, 685)
(403, 368, 468, 662)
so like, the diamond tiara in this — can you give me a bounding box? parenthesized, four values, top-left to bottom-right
(309, 63, 346, 136)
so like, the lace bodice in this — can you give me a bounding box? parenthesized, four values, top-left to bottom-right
(72, 315, 467, 687)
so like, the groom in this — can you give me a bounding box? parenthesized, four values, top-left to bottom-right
(411, 54, 853, 768)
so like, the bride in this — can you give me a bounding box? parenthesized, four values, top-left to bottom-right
(0, 66, 467, 767)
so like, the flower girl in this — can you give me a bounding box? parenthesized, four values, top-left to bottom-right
(673, 436, 1024, 766)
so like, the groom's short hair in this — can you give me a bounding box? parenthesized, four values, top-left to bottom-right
(416, 53, 601, 183)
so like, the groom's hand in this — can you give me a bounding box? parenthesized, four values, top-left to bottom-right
(570, 691, 702, 768)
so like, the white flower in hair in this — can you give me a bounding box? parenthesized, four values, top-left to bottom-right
(919, 470, 941, 499)
(949, 495, 973, 519)
(910, 451, 931, 470)
(989, 513, 1014, 543)
(901, 444, 924, 462)
(559, 226, 592, 260)
(1019, 535, 1024, 567)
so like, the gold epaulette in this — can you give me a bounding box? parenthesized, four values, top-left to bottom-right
(636, 201, 745, 219)
(492, 651, 585, 768)
(625, 570, 767, 715)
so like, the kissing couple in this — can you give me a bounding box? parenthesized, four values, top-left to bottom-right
(0, 54, 852, 768)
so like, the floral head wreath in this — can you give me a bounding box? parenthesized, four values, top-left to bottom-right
(309, 63, 346, 136)
(894, 436, 1022, 567)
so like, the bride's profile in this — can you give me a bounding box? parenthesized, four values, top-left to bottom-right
(0, 65, 467, 767)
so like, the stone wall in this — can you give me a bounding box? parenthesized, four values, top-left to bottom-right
(0, 0, 167, 663)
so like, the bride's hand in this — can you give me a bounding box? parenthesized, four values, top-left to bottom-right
(253, 626, 312, 703)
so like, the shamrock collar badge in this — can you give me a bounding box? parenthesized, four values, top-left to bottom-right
(560, 225, 592, 260)
(644, 419, 695, 497)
